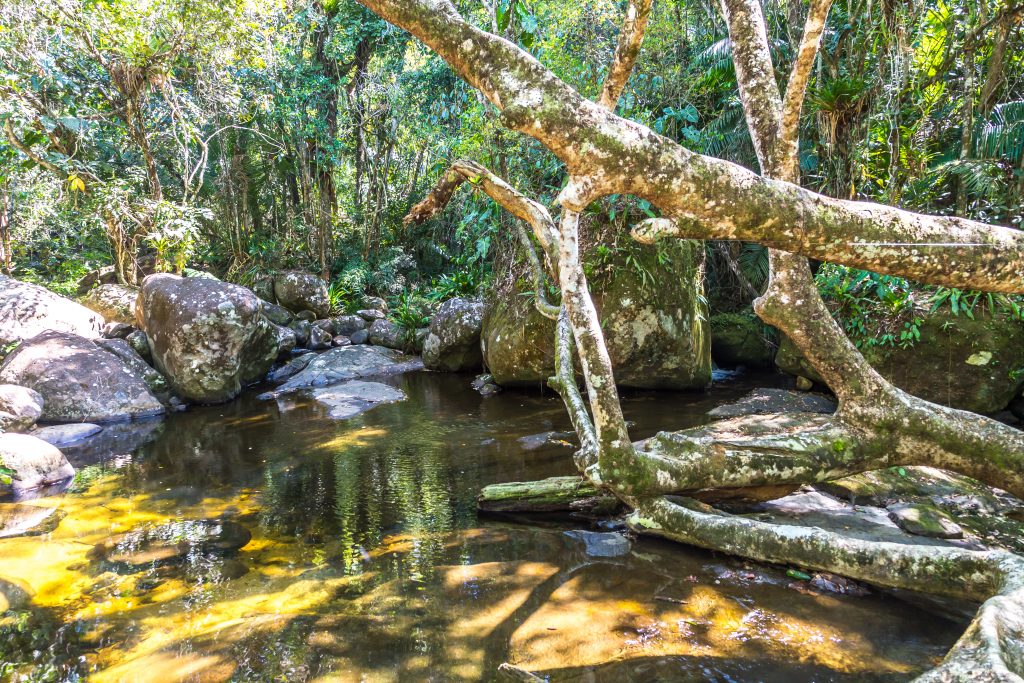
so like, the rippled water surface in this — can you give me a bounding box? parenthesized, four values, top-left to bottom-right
(0, 371, 964, 682)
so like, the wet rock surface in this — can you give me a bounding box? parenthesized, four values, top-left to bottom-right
(0, 331, 165, 422)
(706, 388, 837, 418)
(263, 345, 423, 397)
(0, 502, 61, 538)
(32, 423, 103, 448)
(0, 275, 104, 347)
(311, 381, 406, 419)
(887, 503, 964, 539)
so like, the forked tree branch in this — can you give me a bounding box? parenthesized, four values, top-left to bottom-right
(778, 0, 834, 163)
(598, 0, 654, 111)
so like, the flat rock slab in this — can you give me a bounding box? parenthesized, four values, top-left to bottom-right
(311, 381, 406, 420)
(32, 423, 103, 448)
(707, 388, 837, 418)
(262, 345, 423, 397)
(564, 530, 632, 557)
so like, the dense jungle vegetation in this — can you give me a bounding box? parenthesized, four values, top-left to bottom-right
(1, 0, 1021, 328)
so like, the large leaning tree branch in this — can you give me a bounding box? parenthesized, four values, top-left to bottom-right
(382, 2, 1024, 679)
(598, 0, 654, 111)
(358, 0, 1024, 293)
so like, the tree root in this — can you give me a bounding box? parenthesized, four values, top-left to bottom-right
(628, 496, 1024, 682)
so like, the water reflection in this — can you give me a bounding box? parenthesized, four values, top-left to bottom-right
(0, 371, 964, 682)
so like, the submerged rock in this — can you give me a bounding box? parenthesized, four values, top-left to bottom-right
(264, 345, 422, 396)
(776, 307, 1024, 413)
(91, 519, 252, 568)
(31, 423, 103, 448)
(80, 284, 138, 324)
(0, 433, 75, 494)
(137, 274, 281, 403)
(0, 331, 165, 422)
(707, 388, 837, 418)
(422, 298, 484, 372)
(0, 385, 44, 433)
(564, 530, 632, 557)
(0, 502, 60, 538)
(483, 228, 710, 389)
(311, 381, 406, 419)
(0, 275, 104, 347)
(0, 577, 34, 611)
(273, 271, 330, 319)
(472, 374, 502, 397)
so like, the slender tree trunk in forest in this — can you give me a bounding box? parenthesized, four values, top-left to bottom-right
(0, 181, 12, 274)
(372, 1, 1024, 679)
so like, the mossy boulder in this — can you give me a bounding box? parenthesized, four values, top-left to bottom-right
(137, 274, 281, 404)
(80, 284, 139, 325)
(709, 312, 776, 368)
(422, 298, 484, 372)
(482, 231, 710, 389)
(273, 271, 330, 319)
(776, 307, 1024, 413)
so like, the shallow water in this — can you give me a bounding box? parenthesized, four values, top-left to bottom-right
(0, 371, 964, 682)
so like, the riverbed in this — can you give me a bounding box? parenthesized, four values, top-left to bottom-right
(0, 371, 964, 682)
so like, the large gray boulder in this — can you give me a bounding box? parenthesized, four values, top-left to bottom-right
(482, 228, 710, 389)
(0, 385, 44, 433)
(776, 307, 1024, 414)
(0, 433, 75, 494)
(137, 274, 281, 404)
(0, 331, 165, 422)
(422, 298, 484, 372)
(80, 284, 139, 324)
(273, 271, 330, 319)
(0, 274, 104, 347)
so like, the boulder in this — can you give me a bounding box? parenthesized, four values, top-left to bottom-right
(776, 307, 1024, 414)
(263, 345, 423, 396)
(126, 330, 152, 362)
(76, 265, 117, 296)
(709, 312, 776, 368)
(482, 229, 710, 389)
(887, 503, 964, 539)
(0, 275, 104, 347)
(308, 325, 333, 351)
(361, 296, 388, 313)
(0, 433, 75, 493)
(350, 329, 370, 345)
(289, 319, 312, 348)
(368, 319, 405, 350)
(332, 335, 352, 347)
(94, 338, 173, 404)
(357, 309, 386, 322)
(422, 298, 484, 372)
(273, 271, 330, 318)
(102, 322, 134, 339)
(0, 331, 165, 422)
(80, 284, 138, 325)
(262, 301, 293, 326)
(0, 385, 44, 433)
(137, 274, 281, 403)
(334, 315, 366, 336)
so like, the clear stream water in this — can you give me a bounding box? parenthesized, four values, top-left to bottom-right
(0, 371, 964, 682)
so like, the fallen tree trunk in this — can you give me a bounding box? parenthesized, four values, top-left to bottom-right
(478, 476, 620, 514)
